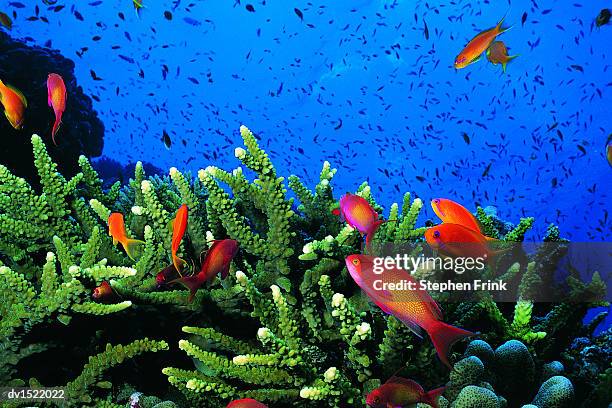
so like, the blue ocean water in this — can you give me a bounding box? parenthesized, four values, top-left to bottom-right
(4, 0, 611, 243)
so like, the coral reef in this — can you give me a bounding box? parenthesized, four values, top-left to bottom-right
(0, 126, 609, 407)
(0, 31, 104, 184)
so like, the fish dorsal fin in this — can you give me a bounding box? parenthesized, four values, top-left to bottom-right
(386, 376, 422, 392)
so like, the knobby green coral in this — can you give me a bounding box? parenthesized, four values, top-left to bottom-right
(0, 127, 608, 408)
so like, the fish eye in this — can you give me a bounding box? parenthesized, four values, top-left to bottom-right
(352, 258, 359, 265)
(433, 230, 441, 238)
(433, 198, 440, 204)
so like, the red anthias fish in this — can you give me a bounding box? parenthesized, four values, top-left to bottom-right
(170, 204, 188, 274)
(226, 398, 268, 408)
(171, 239, 238, 302)
(156, 264, 179, 287)
(92, 281, 113, 299)
(431, 198, 482, 234)
(366, 376, 445, 408)
(345, 255, 473, 368)
(47, 73, 66, 145)
(425, 223, 498, 260)
(333, 193, 385, 248)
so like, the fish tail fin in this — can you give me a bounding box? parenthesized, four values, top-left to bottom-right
(365, 220, 385, 251)
(52, 119, 61, 145)
(169, 275, 200, 303)
(427, 321, 474, 369)
(502, 54, 519, 72)
(425, 386, 447, 408)
(124, 238, 145, 261)
(172, 255, 188, 276)
(496, 9, 513, 34)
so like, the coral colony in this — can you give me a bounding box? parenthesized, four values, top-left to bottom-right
(0, 126, 609, 407)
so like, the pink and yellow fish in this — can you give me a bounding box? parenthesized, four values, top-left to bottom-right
(366, 376, 445, 408)
(455, 13, 511, 69)
(346, 255, 473, 368)
(333, 193, 385, 248)
(0, 79, 27, 129)
(47, 73, 67, 145)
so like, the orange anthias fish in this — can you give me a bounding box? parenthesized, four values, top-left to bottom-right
(47, 73, 67, 145)
(333, 193, 385, 248)
(425, 223, 499, 260)
(108, 212, 145, 260)
(431, 198, 482, 233)
(226, 398, 268, 408)
(606, 139, 612, 167)
(366, 376, 445, 408)
(0, 79, 27, 129)
(171, 239, 238, 302)
(92, 281, 113, 299)
(454, 13, 511, 69)
(170, 204, 188, 274)
(345, 255, 473, 368)
(486, 41, 518, 72)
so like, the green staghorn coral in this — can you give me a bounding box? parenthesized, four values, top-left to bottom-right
(0, 127, 608, 408)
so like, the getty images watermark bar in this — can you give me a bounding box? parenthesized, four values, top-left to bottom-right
(0, 387, 66, 402)
(364, 241, 611, 303)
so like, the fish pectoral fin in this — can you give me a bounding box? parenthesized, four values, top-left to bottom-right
(467, 56, 482, 66)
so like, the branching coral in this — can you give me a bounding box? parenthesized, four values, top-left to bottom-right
(0, 127, 608, 408)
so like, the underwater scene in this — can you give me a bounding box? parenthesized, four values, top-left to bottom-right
(0, 0, 611, 407)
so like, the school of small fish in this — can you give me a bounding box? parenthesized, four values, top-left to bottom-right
(1, 1, 608, 241)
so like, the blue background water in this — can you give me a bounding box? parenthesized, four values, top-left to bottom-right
(2, 1, 610, 325)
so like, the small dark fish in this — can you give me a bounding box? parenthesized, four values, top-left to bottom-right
(8, 2, 26, 8)
(163, 130, 171, 149)
(570, 64, 584, 73)
(423, 19, 429, 40)
(577, 145, 586, 155)
(183, 17, 201, 26)
(521, 12, 527, 27)
(164, 10, 172, 20)
(245, 4, 255, 12)
(187, 77, 199, 84)
(74, 10, 84, 21)
(294, 8, 303, 21)
(482, 162, 492, 177)
(90, 69, 102, 80)
(119, 54, 135, 63)
(89, 1, 103, 5)
(334, 118, 343, 130)
(462, 132, 470, 144)
(596, 9, 611, 27)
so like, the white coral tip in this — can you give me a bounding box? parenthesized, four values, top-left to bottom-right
(234, 147, 246, 158)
